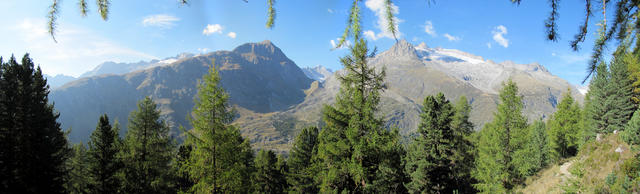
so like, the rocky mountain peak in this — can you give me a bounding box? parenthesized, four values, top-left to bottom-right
(385, 39, 418, 59)
(232, 40, 284, 58)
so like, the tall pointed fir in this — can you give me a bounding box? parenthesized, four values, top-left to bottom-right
(119, 96, 175, 194)
(404, 93, 456, 193)
(0, 54, 70, 193)
(527, 119, 550, 173)
(253, 149, 288, 193)
(316, 1, 407, 192)
(622, 109, 640, 146)
(65, 143, 90, 194)
(547, 89, 582, 161)
(584, 62, 612, 140)
(607, 49, 635, 132)
(87, 114, 121, 194)
(473, 80, 529, 192)
(287, 126, 320, 193)
(450, 96, 477, 192)
(183, 64, 254, 193)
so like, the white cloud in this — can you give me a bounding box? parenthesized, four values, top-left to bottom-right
(330, 38, 351, 49)
(492, 25, 509, 48)
(486, 43, 492, 49)
(364, 30, 379, 41)
(227, 32, 237, 39)
(364, 0, 402, 41)
(203, 24, 223, 35)
(9, 18, 156, 77)
(142, 14, 180, 28)
(328, 8, 334, 13)
(551, 52, 557, 56)
(443, 33, 461, 41)
(197, 48, 210, 53)
(424, 21, 436, 37)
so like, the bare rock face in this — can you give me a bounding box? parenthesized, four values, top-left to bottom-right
(51, 40, 584, 152)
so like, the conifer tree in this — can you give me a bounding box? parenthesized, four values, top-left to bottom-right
(547, 89, 582, 161)
(175, 145, 194, 193)
(451, 96, 477, 193)
(316, 35, 407, 192)
(607, 50, 636, 132)
(528, 120, 550, 173)
(622, 109, 640, 146)
(182, 64, 254, 193)
(473, 80, 529, 192)
(253, 150, 287, 193)
(119, 96, 175, 194)
(65, 143, 90, 194)
(584, 62, 612, 138)
(87, 114, 121, 194)
(287, 126, 320, 193)
(404, 93, 456, 193)
(0, 54, 70, 193)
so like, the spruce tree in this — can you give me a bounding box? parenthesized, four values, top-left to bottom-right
(119, 96, 175, 194)
(0, 54, 70, 193)
(584, 62, 612, 139)
(65, 143, 90, 194)
(404, 93, 456, 193)
(87, 114, 121, 194)
(182, 65, 254, 193)
(287, 126, 320, 193)
(253, 150, 287, 193)
(528, 120, 550, 173)
(607, 50, 636, 132)
(622, 109, 640, 146)
(473, 80, 529, 192)
(316, 36, 407, 192)
(175, 145, 194, 193)
(547, 89, 582, 161)
(451, 96, 477, 193)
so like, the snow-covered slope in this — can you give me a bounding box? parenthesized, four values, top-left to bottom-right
(80, 53, 194, 78)
(302, 65, 333, 82)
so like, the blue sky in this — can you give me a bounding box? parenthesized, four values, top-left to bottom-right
(0, 0, 613, 86)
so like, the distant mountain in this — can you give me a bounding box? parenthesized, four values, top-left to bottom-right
(302, 65, 333, 82)
(51, 40, 582, 153)
(51, 40, 313, 150)
(44, 74, 76, 89)
(79, 53, 194, 77)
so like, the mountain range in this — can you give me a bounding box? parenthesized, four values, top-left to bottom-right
(50, 40, 582, 152)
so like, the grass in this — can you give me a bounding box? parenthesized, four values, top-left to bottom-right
(517, 134, 636, 193)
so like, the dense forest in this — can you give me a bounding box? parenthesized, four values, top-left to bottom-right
(2, 30, 640, 193)
(3, 0, 640, 193)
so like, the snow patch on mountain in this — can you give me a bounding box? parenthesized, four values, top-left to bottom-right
(302, 65, 334, 82)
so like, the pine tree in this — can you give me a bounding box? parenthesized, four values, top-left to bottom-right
(316, 37, 407, 193)
(584, 62, 612, 139)
(528, 120, 550, 173)
(404, 93, 456, 193)
(451, 96, 477, 193)
(119, 96, 175, 194)
(65, 143, 90, 194)
(253, 150, 287, 193)
(607, 50, 636, 132)
(473, 80, 529, 192)
(87, 114, 121, 194)
(182, 64, 254, 193)
(287, 126, 320, 193)
(622, 109, 640, 146)
(0, 54, 70, 193)
(547, 89, 582, 161)
(175, 145, 194, 193)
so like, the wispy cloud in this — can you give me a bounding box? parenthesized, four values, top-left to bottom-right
(227, 32, 237, 39)
(328, 8, 334, 13)
(424, 21, 436, 37)
(10, 18, 156, 76)
(492, 25, 509, 48)
(142, 14, 180, 28)
(330, 38, 351, 49)
(486, 43, 492, 49)
(443, 33, 461, 41)
(202, 24, 223, 35)
(364, 0, 402, 41)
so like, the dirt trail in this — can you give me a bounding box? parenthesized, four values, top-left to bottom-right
(559, 160, 573, 177)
